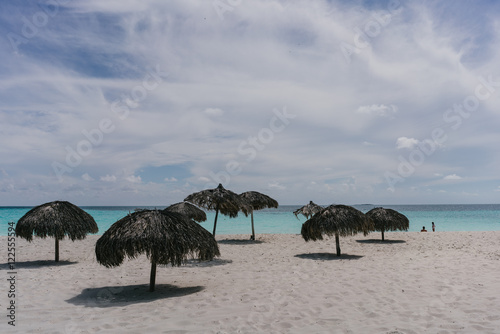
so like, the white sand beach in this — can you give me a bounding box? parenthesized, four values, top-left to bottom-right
(1, 231, 500, 333)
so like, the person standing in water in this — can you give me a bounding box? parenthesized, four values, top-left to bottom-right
(432, 222, 435, 232)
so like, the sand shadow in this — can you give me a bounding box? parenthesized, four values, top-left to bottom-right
(161, 258, 232, 268)
(0, 260, 77, 269)
(66, 283, 204, 308)
(356, 239, 406, 244)
(217, 239, 264, 245)
(295, 253, 363, 260)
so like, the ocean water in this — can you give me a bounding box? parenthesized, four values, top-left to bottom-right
(1, 204, 499, 236)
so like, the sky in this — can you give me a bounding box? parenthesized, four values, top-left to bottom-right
(1, 0, 500, 206)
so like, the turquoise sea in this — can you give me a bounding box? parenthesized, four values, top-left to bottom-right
(1, 204, 500, 236)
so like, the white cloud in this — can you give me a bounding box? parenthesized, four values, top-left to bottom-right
(82, 173, 94, 181)
(164, 177, 178, 182)
(1, 169, 9, 178)
(357, 104, 398, 117)
(443, 174, 462, 180)
(126, 175, 142, 183)
(198, 176, 211, 183)
(100, 175, 117, 182)
(268, 181, 286, 190)
(204, 108, 224, 117)
(396, 137, 419, 149)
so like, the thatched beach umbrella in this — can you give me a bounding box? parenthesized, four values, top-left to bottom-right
(301, 204, 373, 256)
(15, 200, 98, 262)
(164, 202, 207, 223)
(294, 201, 323, 219)
(184, 183, 251, 236)
(366, 207, 409, 241)
(95, 210, 219, 292)
(239, 191, 279, 240)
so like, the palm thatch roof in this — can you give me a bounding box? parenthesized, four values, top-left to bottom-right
(164, 202, 207, 222)
(293, 201, 323, 219)
(366, 207, 409, 241)
(184, 183, 251, 236)
(15, 200, 98, 262)
(185, 184, 251, 218)
(239, 191, 279, 211)
(239, 191, 279, 240)
(95, 210, 219, 292)
(301, 204, 374, 256)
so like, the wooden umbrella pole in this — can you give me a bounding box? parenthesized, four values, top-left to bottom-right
(55, 238, 59, 262)
(250, 212, 255, 240)
(149, 260, 157, 292)
(335, 233, 341, 257)
(213, 205, 219, 236)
